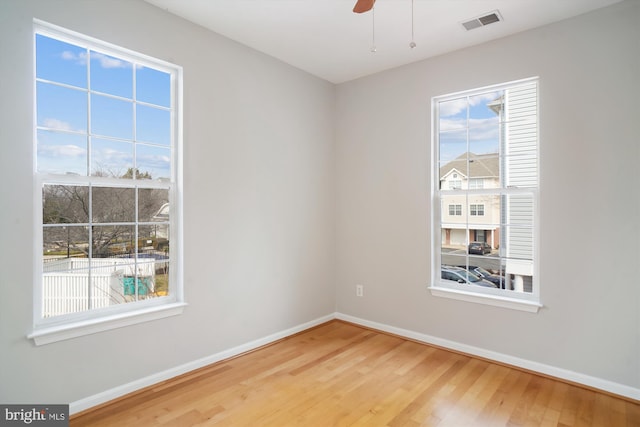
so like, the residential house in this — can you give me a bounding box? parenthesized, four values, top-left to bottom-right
(439, 152, 501, 249)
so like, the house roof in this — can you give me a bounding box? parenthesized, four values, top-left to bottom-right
(440, 152, 499, 180)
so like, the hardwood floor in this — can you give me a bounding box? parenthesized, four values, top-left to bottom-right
(71, 320, 640, 426)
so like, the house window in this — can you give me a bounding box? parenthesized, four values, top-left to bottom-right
(431, 78, 540, 312)
(448, 180, 462, 190)
(31, 21, 184, 344)
(470, 204, 484, 216)
(448, 204, 462, 216)
(469, 178, 484, 189)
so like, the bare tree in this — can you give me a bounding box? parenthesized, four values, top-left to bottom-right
(42, 170, 168, 259)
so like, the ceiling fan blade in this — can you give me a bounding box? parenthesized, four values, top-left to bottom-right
(353, 0, 375, 14)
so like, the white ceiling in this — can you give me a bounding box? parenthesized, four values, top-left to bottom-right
(144, 0, 622, 84)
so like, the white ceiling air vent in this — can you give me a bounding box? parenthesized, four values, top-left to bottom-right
(461, 11, 502, 31)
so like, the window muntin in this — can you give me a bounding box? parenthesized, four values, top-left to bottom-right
(433, 78, 538, 303)
(469, 178, 484, 189)
(35, 22, 181, 327)
(470, 204, 484, 216)
(448, 204, 462, 216)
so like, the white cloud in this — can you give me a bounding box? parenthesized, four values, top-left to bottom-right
(38, 144, 86, 158)
(43, 118, 74, 132)
(468, 118, 500, 141)
(91, 52, 129, 69)
(439, 117, 499, 140)
(60, 50, 129, 69)
(439, 91, 502, 117)
(439, 118, 465, 132)
(138, 153, 170, 168)
(60, 50, 87, 65)
(439, 99, 468, 117)
(94, 147, 132, 164)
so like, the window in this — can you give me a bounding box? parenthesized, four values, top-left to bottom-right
(470, 204, 484, 216)
(469, 178, 484, 189)
(448, 180, 462, 190)
(431, 78, 540, 312)
(30, 21, 184, 344)
(448, 204, 462, 216)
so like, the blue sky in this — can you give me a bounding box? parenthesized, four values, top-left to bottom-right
(36, 34, 172, 179)
(438, 91, 503, 166)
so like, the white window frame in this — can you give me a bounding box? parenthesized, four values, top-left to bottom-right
(430, 77, 541, 313)
(29, 20, 185, 345)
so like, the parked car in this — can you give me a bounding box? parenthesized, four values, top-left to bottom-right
(468, 241, 492, 255)
(457, 265, 509, 289)
(441, 266, 497, 288)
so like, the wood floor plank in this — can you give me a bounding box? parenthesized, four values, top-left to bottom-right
(70, 320, 639, 427)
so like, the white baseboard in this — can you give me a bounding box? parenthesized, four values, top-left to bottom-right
(71, 311, 638, 415)
(335, 312, 640, 402)
(70, 313, 335, 415)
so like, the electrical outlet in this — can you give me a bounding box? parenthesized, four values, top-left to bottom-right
(356, 284, 364, 297)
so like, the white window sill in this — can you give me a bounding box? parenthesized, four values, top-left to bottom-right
(28, 302, 187, 346)
(428, 287, 542, 313)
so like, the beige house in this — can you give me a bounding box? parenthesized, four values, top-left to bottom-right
(439, 152, 501, 249)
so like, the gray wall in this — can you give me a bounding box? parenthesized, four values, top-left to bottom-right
(335, 1, 639, 390)
(0, 0, 336, 404)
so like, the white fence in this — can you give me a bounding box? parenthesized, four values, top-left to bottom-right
(42, 274, 112, 317)
(43, 257, 156, 276)
(42, 257, 159, 318)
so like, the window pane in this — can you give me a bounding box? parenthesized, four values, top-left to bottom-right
(37, 81, 87, 132)
(468, 92, 501, 158)
(136, 104, 171, 146)
(503, 152, 537, 188)
(469, 92, 503, 120)
(441, 252, 467, 273)
(36, 34, 87, 88)
(136, 66, 171, 107)
(501, 225, 534, 262)
(43, 184, 89, 224)
(91, 94, 133, 140)
(90, 50, 133, 98)
(138, 188, 169, 222)
(440, 195, 469, 266)
(42, 226, 90, 318)
(500, 191, 534, 294)
(136, 144, 170, 180)
(439, 129, 467, 168)
(92, 187, 135, 223)
(43, 225, 89, 261)
(465, 255, 508, 289)
(37, 130, 87, 175)
(467, 153, 499, 183)
(468, 195, 499, 225)
(468, 126, 499, 158)
(503, 83, 537, 188)
(91, 224, 134, 258)
(438, 98, 467, 130)
(501, 256, 533, 293)
(139, 224, 170, 296)
(91, 137, 133, 178)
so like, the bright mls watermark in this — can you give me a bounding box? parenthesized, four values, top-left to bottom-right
(1, 405, 68, 426)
